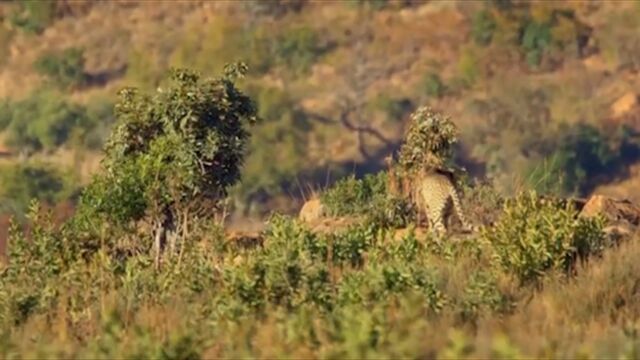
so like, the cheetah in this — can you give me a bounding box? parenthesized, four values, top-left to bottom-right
(413, 168, 472, 235)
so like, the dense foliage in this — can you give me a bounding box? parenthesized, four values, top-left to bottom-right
(34, 47, 88, 90)
(1, 2, 640, 357)
(471, 2, 592, 68)
(0, 183, 624, 358)
(481, 191, 605, 284)
(397, 106, 459, 173)
(0, 162, 76, 217)
(321, 172, 414, 228)
(78, 64, 258, 267)
(2, 90, 96, 154)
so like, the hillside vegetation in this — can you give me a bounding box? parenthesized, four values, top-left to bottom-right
(0, 1, 639, 223)
(1, 1, 640, 356)
(0, 75, 635, 355)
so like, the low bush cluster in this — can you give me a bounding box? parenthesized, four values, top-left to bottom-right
(34, 47, 88, 90)
(320, 172, 414, 228)
(0, 63, 633, 358)
(0, 90, 113, 154)
(0, 185, 622, 358)
(480, 190, 605, 285)
(7, 1, 56, 34)
(465, 84, 640, 196)
(0, 162, 77, 219)
(169, 17, 329, 84)
(470, 2, 592, 69)
(398, 106, 460, 173)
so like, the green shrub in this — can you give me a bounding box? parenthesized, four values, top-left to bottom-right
(460, 271, 513, 322)
(370, 94, 413, 122)
(79, 64, 258, 267)
(82, 96, 115, 150)
(4, 90, 92, 153)
(8, 1, 56, 34)
(398, 106, 459, 173)
(0, 162, 76, 216)
(320, 172, 413, 228)
(367, 196, 415, 229)
(521, 20, 552, 67)
(321, 173, 387, 217)
(0, 99, 10, 131)
(471, 9, 497, 46)
(274, 26, 326, 75)
(481, 191, 605, 285)
(34, 47, 88, 90)
(421, 73, 446, 98)
(457, 47, 480, 87)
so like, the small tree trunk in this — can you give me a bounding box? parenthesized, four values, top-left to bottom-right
(154, 207, 175, 270)
(385, 157, 400, 198)
(154, 219, 166, 271)
(177, 209, 189, 269)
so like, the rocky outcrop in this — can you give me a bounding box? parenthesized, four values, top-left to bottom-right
(298, 198, 327, 223)
(579, 195, 640, 226)
(611, 92, 638, 119)
(579, 195, 640, 244)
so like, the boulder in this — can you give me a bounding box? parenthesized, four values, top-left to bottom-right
(579, 195, 640, 226)
(611, 92, 638, 119)
(298, 198, 327, 223)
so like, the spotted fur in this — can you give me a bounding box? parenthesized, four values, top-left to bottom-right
(413, 168, 472, 235)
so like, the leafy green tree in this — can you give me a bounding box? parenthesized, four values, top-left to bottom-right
(79, 64, 258, 268)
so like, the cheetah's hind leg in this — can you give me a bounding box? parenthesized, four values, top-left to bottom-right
(428, 204, 447, 237)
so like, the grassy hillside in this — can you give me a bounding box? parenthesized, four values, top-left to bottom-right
(1, 2, 640, 356)
(0, 1, 639, 223)
(1, 183, 638, 358)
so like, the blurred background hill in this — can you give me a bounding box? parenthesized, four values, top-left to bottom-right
(0, 0, 639, 237)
